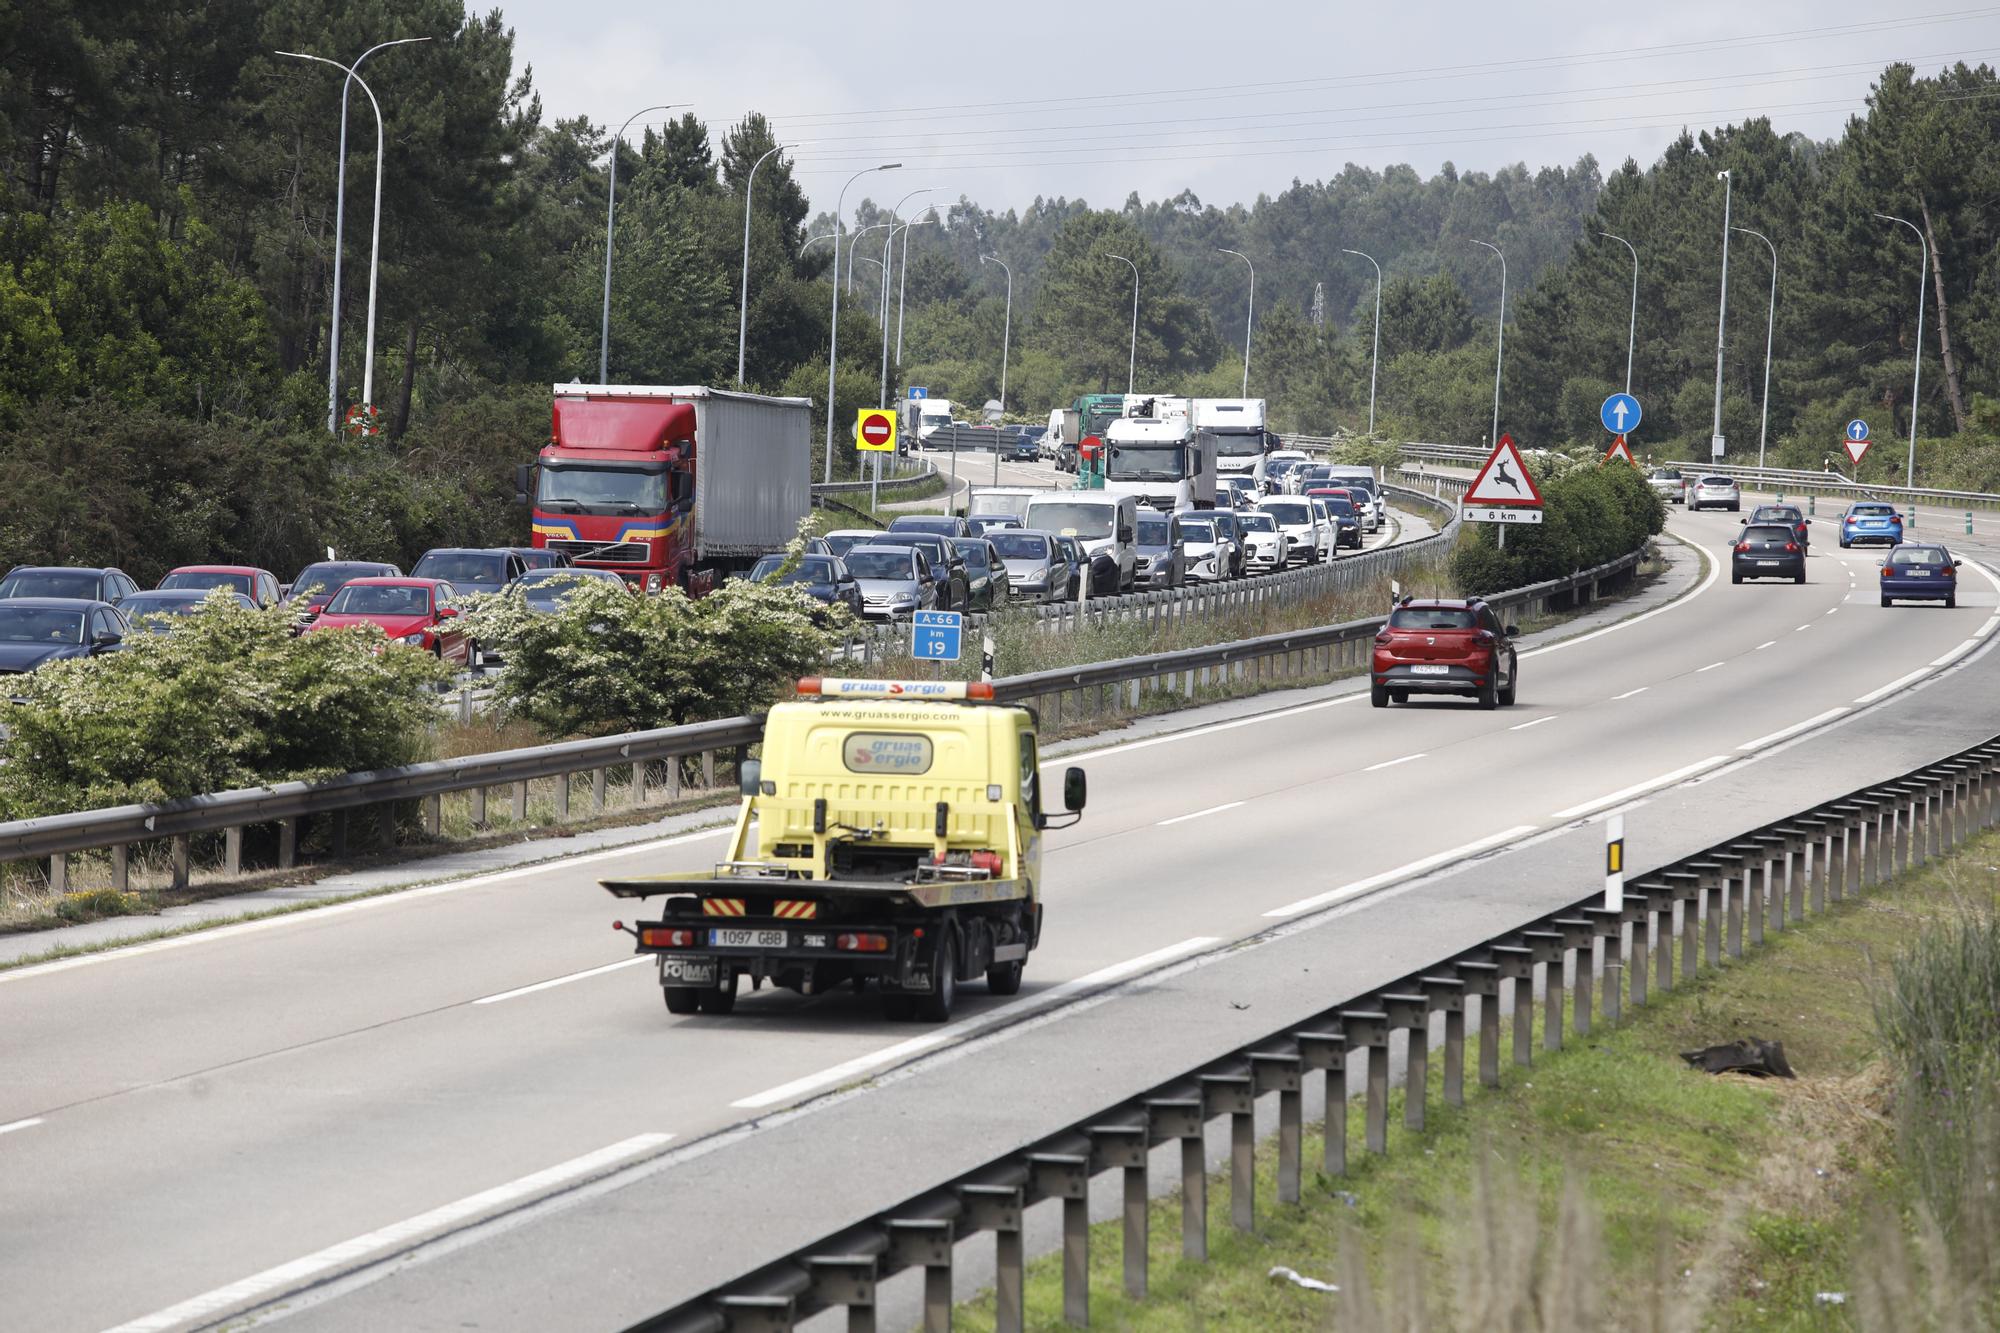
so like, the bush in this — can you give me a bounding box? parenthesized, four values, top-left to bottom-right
(1449, 457, 1664, 595)
(0, 594, 449, 818)
(466, 574, 846, 738)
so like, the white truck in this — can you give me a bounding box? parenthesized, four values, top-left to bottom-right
(1102, 397, 1215, 512)
(1195, 398, 1270, 491)
(905, 397, 954, 443)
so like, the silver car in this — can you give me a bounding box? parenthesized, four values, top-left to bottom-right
(844, 544, 939, 620)
(1688, 475, 1741, 512)
(1647, 468, 1684, 504)
(989, 530, 1071, 602)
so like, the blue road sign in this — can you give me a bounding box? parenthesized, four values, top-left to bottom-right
(1599, 392, 1642, 435)
(1847, 418, 1870, 442)
(908, 386, 928, 400)
(912, 609, 963, 661)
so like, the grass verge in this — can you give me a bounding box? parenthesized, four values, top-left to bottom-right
(953, 828, 2000, 1331)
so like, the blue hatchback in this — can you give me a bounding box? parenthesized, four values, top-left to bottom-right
(1879, 544, 1961, 607)
(1840, 502, 1904, 548)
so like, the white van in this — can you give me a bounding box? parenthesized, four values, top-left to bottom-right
(916, 399, 954, 442)
(966, 486, 1044, 523)
(1022, 492, 1139, 593)
(1257, 495, 1331, 565)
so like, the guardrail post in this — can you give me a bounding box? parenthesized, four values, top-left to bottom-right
(1520, 930, 1565, 1051)
(223, 828, 242, 878)
(1453, 962, 1502, 1088)
(703, 750, 717, 792)
(1635, 883, 1676, 990)
(1743, 839, 1781, 944)
(887, 1217, 955, 1333)
(330, 809, 348, 858)
(164, 834, 190, 890)
(422, 794, 441, 837)
(1686, 861, 1725, 966)
(1202, 1073, 1257, 1231)
(1662, 873, 1701, 982)
(1491, 945, 1536, 1067)
(1799, 816, 1835, 914)
(959, 1185, 1024, 1333)
(470, 786, 488, 829)
(1553, 918, 1595, 1036)
(592, 767, 607, 814)
(1295, 1032, 1347, 1176)
(1582, 908, 1625, 1026)
(1830, 802, 1867, 898)
(631, 761, 647, 806)
(511, 780, 529, 823)
(1340, 1010, 1391, 1153)
(1772, 826, 1809, 926)
(1421, 977, 1467, 1107)
(715, 1294, 793, 1331)
(1382, 993, 1431, 1130)
(278, 820, 296, 870)
(803, 1254, 879, 1332)
(1251, 1053, 1304, 1204)
(1085, 1124, 1150, 1300)
(555, 774, 571, 823)
(1147, 1098, 1207, 1260)
(48, 851, 68, 893)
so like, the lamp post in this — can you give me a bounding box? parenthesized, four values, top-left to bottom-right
(279, 41, 428, 432)
(736, 140, 790, 386)
(1341, 248, 1382, 434)
(1469, 240, 1507, 448)
(801, 232, 836, 254)
(846, 222, 893, 294)
(1216, 247, 1255, 395)
(1874, 212, 1929, 487)
(880, 215, 938, 407)
(1710, 169, 1733, 458)
(600, 103, 686, 384)
(982, 253, 1012, 488)
(882, 186, 934, 366)
(1732, 226, 1777, 468)
(825, 162, 900, 483)
(1598, 230, 1639, 396)
(1103, 252, 1139, 393)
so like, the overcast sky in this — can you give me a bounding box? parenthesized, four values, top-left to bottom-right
(500, 1, 2000, 215)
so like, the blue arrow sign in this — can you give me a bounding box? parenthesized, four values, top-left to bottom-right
(1600, 392, 1642, 435)
(912, 610, 962, 661)
(1846, 418, 1870, 442)
(907, 386, 928, 400)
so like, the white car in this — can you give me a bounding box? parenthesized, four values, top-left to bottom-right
(1216, 476, 1259, 508)
(1257, 496, 1331, 565)
(1236, 511, 1290, 573)
(1178, 515, 1231, 582)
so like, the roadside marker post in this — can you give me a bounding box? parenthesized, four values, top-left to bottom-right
(1605, 815, 1625, 911)
(981, 633, 995, 684)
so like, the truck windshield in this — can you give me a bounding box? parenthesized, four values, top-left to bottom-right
(1025, 503, 1114, 539)
(536, 463, 667, 513)
(1201, 428, 1264, 459)
(1082, 406, 1122, 438)
(1107, 442, 1187, 481)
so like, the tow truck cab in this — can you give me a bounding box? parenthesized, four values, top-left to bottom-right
(605, 679, 1086, 1021)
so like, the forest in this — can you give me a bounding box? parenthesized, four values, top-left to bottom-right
(4, 1, 1998, 581)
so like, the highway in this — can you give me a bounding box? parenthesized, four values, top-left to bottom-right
(3, 498, 1998, 1331)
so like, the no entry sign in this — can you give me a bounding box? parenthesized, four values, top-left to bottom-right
(856, 409, 897, 452)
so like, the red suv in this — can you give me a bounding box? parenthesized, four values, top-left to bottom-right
(1371, 597, 1518, 709)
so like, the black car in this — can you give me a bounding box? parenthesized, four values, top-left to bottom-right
(0, 565, 140, 607)
(1744, 505, 1810, 551)
(949, 537, 1011, 611)
(748, 553, 862, 616)
(0, 598, 128, 674)
(1002, 427, 1040, 462)
(411, 548, 528, 596)
(888, 514, 970, 539)
(1732, 523, 1806, 584)
(866, 533, 971, 610)
(515, 567, 629, 613)
(120, 588, 259, 632)
(286, 560, 403, 612)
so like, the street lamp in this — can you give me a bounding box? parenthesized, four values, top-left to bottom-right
(1874, 212, 1929, 487)
(1710, 169, 1733, 459)
(982, 254, 1012, 488)
(880, 215, 938, 408)
(1340, 248, 1383, 435)
(736, 140, 791, 386)
(278, 40, 429, 432)
(1598, 231, 1639, 396)
(1102, 252, 1139, 393)
(846, 222, 893, 294)
(1469, 240, 1507, 448)
(825, 162, 900, 483)
(1216, 247, 1255, 396)
(883, 187, 936, 367)
(600, 103, 686, 383)
(1732, 226, 1778, 468)
(801, 232, 836, 254)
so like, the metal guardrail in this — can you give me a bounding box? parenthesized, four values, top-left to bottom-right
(634, 734, 2000, 1333)
(812, 453, 936, 495)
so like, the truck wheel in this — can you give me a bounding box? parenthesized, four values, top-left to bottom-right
(917, 936, 958, 1022)
(663, 986, 700, 1015)
(986, 958, 1024, 996)
(697, 974, 738, 1015)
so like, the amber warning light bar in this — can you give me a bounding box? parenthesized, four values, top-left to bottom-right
(795, 677, 993, 701)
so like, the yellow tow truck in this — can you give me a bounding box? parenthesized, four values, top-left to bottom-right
(605, 678, 1087, 1021)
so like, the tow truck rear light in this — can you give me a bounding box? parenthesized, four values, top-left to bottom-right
(835, 932, 891, 952)
(640, 927, 699, 948)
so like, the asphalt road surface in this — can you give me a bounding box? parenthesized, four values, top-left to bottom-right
(3, 502, 1997, 1331)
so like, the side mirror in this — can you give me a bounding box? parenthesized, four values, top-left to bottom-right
(514, 463, 532, 506)
(1504, 624, 1520, 637)
(437, 606, 459, 619)
(1953, 560, 1963, 568)
(92, 632, 122, 650)
(1738, 518, 1747, 525)
(1063, 766, 1087, 812)
(738, 758, 761, 798)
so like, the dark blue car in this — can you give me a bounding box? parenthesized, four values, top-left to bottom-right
(1878, 544, 1962, 607)
(0, 598, 129, 675)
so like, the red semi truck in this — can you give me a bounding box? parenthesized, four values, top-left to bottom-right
(519, 385, 814, 592)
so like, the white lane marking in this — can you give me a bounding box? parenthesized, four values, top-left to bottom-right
(1611, 686, 1648, 700)
(1738, 707, 1850, 751)
(0, 827, 734, 988)
(1156, 801, 1244, 827)
(1854, 669, 1932, 705)
(1697, 661, 1726, 672)
(1825, 607, 1839, 616)
(1754, 640, 1776, 651)
(0, 1117, 45, 1136)
(1363, 752, 1427, 772)
(1794, 623, 1812, 632)
(1933, 638, 1983, 668)
(730, 936, 1220, 1110)
(1263, 825, 1539, 918)
(1519, 530, 1720, 660)
(1508, 715, 1558, 731)
(1549, 756, 1731, 822)
(102, 1133, 674, 1333)
(473, 957, 650, 1005)
(1982, 615, 2000, 637)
